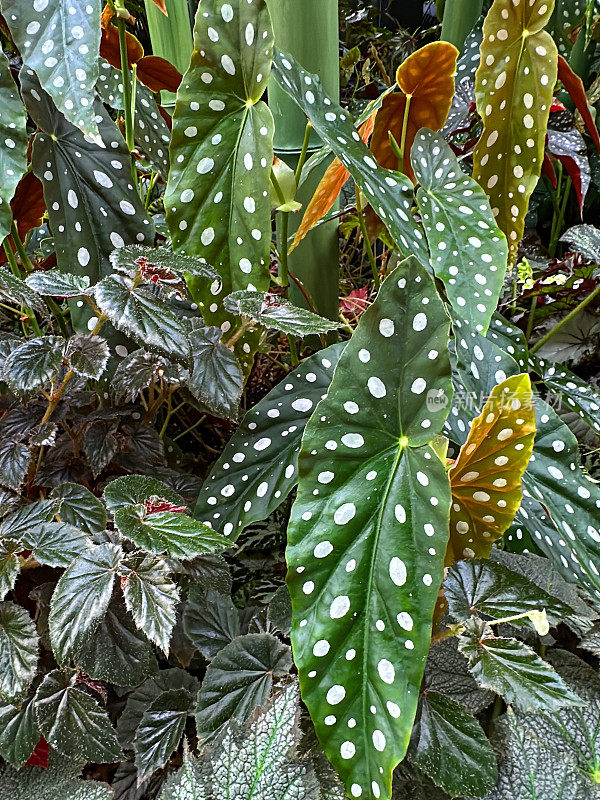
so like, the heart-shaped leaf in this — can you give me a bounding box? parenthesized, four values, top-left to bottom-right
(273, 50, 428, 263)
(409, 691, 497, 797)
(194, 342, 344, 538)
(3, 336, 65, 397)
(104, 474, 186, 513)
(445, 559, 574, 628)
(120, 552, 179, 654)
(135, 688, 193, 783)
(412, 129, 508, 334)
(65, 334, 110, 380)
(3, 0, 101, 139)
(34, 670, 121, 763)
(0, 541, 20, 601)
(186, 326, 244, 420)
(473, 0, 557, 261)
(0, 602, 38, 703)
(114, 506, 230, 560)
(446, 373, 535, 565)
(112, 349, 184, 404)
(195, 632, 291, 743)
(0, 50, 28, 241)
(25, 270, 90, 298)
(165, 0, 274, 338)
(287, 257, 452, 800)
(93, 275, 190, 363)
(0, 440, 29, 492)
(370, 41, 458, 182)
(20, 521, 92, 569)
(48, 543, 122, 664)
(224, 291, 340, 336)
(0, 499, 61, 541)
(183, 587, 241, 660)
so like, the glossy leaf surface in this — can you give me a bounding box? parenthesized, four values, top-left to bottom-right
(0, 753, 113, 799)
(371, 42, 458, 182)
(165, 0, 273, 333)
(3, 0, 101, 140)
(187, 326, 243, 420)
(0, 602, 38, 703)
(194, 343, 344, 538)
(104, 474, 186, 513)
(273, 50, 428, 262)
(0, 695, 39, 769)
(25, 270, 90, 298)
(412, 129, 508, 334)
(183, 587, 241, 659)
(447, 373, 535, 565)
(287, 258, 452, 800)
(135, 689, 192, 783)
(51, 483, 106, 534)
(0, 50, 28, 241)
(224, 291, 340, 336)
(473, 0, 558, 261)
(20, 521, 92, 568)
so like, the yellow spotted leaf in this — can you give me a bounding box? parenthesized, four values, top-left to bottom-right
(371, 41, 458, 182)
(290, 114, 375, 252)
(446, 374, 536, 566)
(473, 0, 558, 263)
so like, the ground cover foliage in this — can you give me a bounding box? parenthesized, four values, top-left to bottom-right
(1, 0, 600, 798)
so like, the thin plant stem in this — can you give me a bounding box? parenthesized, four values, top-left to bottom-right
(294, 122, 312, 185)
(116, 15, 138, 188)
(525, 294, 538, 342)
(2, 237, 41, 336)
(531, 282, 600, 354)
(10, 220, 34, 273)
(548, 175, 572, 258)
(398, 94, 412, 173)
(173, 413, 206, 442)
(288, 335, 298, 368)
(280, 212, 289, 289)
(355, 184, 379, 288)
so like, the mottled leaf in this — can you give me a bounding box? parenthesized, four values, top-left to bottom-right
(3, 336, 65, 397)
(104, 474, 186, 513)
(66, 334, 110, 380)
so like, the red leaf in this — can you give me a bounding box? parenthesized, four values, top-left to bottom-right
(136, 56, 182, 94)
(25, 737, 49, 769)
(149, 0, 168, 14)
(558, 54, 600, 151)
(542, 152, 557, 188)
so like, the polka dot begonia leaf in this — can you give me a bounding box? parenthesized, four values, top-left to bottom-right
(441, 23, 482, 137)
(530, 357, 600, 436)
(450, 316, 600, 601)
(2, 0, 102, 141)
(286, 257, 453, 800)
(473, 0, 558, 263)
(370, 42, 459, 184)
(272, 50, 428, 264)
(548, 0, 590, 56)
(20, 69, 154, 331)
(291, 114, 376, 252)
(487, 314, 528, 370)
(446, 374, 536, 566)
(96, 61, 171, 180)
(223, 290, 341, 337)
(194, 342, 345, 539)
(412, 129, 508, 334)
(164, 0, 274, 358)
(0, 50, 28, 243)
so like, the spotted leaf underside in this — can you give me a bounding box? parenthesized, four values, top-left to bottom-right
(194, 342, 344, 539)
(0, 50, 27, 242)
(473, 0, 558, 261)
(272, 50, 428, 263)
(20, 70, 153, 331)
(447, 374, 535, 566)
(287, 257, 452, 800)
(412, 129, 508, 334)
(3, 0, 102, 141)
(165, 0, 274, 371)
(370, 41, 458, 183)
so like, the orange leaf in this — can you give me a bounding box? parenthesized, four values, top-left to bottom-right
(136, 55, 182, 94)
(0, 172, 46, 267)
(370, 41, 458, 182)
(290, 115, 375, 252)
(149, 0, 168, 15)
(100, 21, 144, 71)
(446, 374, 536, 566)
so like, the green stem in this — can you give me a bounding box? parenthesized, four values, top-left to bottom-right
(531, 282, 600, 354)
(10, 221, 34, 273)
(2, 237, 41, 336)
(294, 122, 312, 186)
(173, 413, 207, 442)
(144, 170, 159, 210)
(288, 335, 298, 368)
(548, 175, 571, 258)
(46, 297, 70, 339)
(398, 93, 412, 174)
(116, 15, 137, 187)
(525, 294, 537, 342)
(355, 184, 379, 288)
(279, 211, 289, 289)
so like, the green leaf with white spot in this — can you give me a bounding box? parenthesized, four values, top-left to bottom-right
(93, 275, 191, 363)
(165, 0, 273, 336)
(224, 291, 340, 337)
(272, 50, 428, 263)
(0, 50, 28, 241)
(51, 483, 106, 534)
(3, 0, 101, 140)
(20, 69, 153, 328)
(186, 326, 244, 420)
(114, 506, 230, 560)
(561, 223, 600, 262)
(194, 342, 344, 539)
(48, 543, 122, 664)
(530, 356, 600, 437)
(287, 257, 452, 800)
(458, 623, 582, 712)
(120, 552, 179, 654)
(473, 0, 557, 261)
(34, 669, 121, 763)
(195, 632, 292, 743)
(25, 269, 90, 297)
(0, 602, 38, 703)
(409, 691, 497, 798)
(412, 129, 507, 334)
